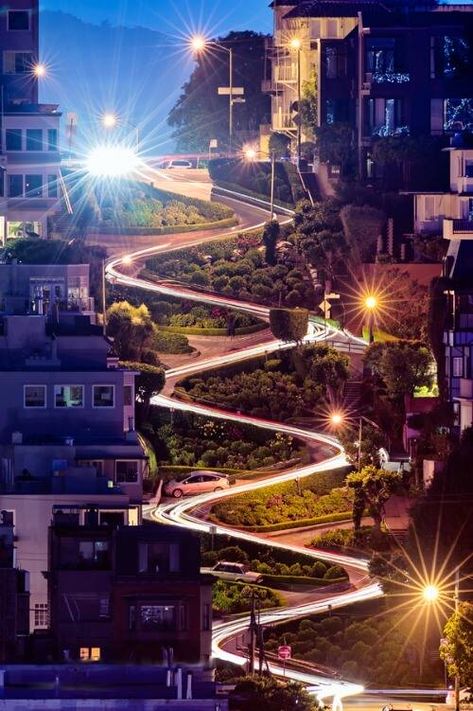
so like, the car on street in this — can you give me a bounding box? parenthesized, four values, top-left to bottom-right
(166, 159, 193, 169)
(201, 561, 264, 584)
(163, 471, 230, 498)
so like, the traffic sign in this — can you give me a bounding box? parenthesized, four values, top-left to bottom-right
(278, 644, 292, 660)
(218, 87, 244, 95)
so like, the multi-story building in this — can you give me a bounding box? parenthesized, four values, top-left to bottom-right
(264, 0, 473, 179)
(48, 508, 212, 665)
(0, 1, 63, 241)
(0, 262, 147, 631)
(0, 510, 29, 661)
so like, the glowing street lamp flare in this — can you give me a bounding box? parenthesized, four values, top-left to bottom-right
(422, 584, 440, 603)
(365, 295, 378, 310)
(85, 145, 139, 178)
(190, 35, 207, 52)
(330, 412, 344, 426)
(290, 38, 302, 50)
(121, 254, 133, 266)
(244, 148, 257, 160)
(33, 63, 46, 78)
(102, 112, 118, 129)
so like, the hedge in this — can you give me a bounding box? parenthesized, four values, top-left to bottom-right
(261, 574, 348, 590)
(159, 322, 268, 337)
(90, 215, 238, 236)
(207, 510, 353, 533)
(212, 180, 294, 211)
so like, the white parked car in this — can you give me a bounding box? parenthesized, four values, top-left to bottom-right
(201, 561, 263, 584)
(166, 159, 193, 169)
(163, 471, 230, 498)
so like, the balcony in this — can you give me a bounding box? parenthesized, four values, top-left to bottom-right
(443, 218, 473, 240)
(456, 176, 473, 194)
(272, 112, 295, 131)
(274, 65, 297, 83)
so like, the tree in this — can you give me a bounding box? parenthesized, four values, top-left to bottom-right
(262, 220, 280, 266)
(364, 341, 434, 400)
(230, 675, 318, 711)
(120, 361, 165, 421)
(315, 122, 355, 176)
(338, 421, 386, 471)
(106, 301, 154, 360)
(269, 307, 309, 343)
(299, 72, 318, 139)
(347, 465, 401, 534)
(441, 602, 473, 691)
(168, 31, 270, 152)
(268, 132, 291, 159)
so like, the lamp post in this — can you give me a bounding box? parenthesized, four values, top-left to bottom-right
(364, 294, 378, 343)
(244, 147, 276, 219)
(290, 38, 302, 165)
(191, 36, 234, 153)
(422, 569, 461, 711)
(330, 411, 382, 471)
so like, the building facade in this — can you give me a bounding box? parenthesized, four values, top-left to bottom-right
(264, 0, 473, 179)
(48, 510, 212, 665)
(0, 262, 147, 631)
(0, 510, 29, 661)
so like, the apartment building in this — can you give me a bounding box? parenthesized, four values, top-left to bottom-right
(0, 262, 147, 631)
(0, 1, 62, 241)
(48, 509, 212, 665)
(265, 0, 473, 179)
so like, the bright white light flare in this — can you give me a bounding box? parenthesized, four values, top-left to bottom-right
(85, 145, 139, 177)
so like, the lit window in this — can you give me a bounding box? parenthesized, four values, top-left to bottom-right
(54, 385, 84, 408)
(24, 385, 46, 408)
(79, 647, 90, 661)
(80, 647, 100, 661)
(93, 385, 115, 408)
(91, 647, 101, 661)
(140, 604, 176, 631)
(34, 603, 49, 628)
(8, 11, 30, 31)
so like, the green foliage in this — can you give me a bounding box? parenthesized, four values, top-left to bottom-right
(119, 361, 165, 411)
(262, 220, 280, 266)
(347, 465, 401, 533)
(268, 132, 291, 159)
(213, 580, 283, 615)
(230, 675, 318, 711)
(209, 157, 294, 205)
(441, 602, 473, 689)
(300, 72, 318, 137)
(107, 301, 155, 360)
(365, 340, 434, 400)
(209, 470, 352, 528)
(338, 421, 386, 470)
(269, 307, 309, 343)
(315, 122, 355, 176)
(153, 329, 192, 354)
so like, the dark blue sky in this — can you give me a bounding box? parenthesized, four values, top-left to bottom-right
(41, 0, 272, 35)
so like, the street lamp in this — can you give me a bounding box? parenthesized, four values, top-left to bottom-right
(363, 293, 378, 343)
(33, 63, 47, 78)
(330, 411, 382, 471)
(101, 112, 140, 149)
(243, 146, 276, 219)
(190, 34, 234, 152)
(289, 37, 302, 164)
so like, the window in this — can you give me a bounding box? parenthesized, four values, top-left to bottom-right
(54, 385, 84, 408)
(116, 460, 139, 483)
(203, 603, 211, 631)
(47, 128, 58, 151)
(9, 175, 23, 198)
(124, 385, 133, 406)
(80, 647, 101, 662)
(78, 540, 110, 567)
(453, 356, 463, 378)
(25, 174, 42, 198)
(324, 45, 346, 79)
(366, 97, 406, 137)
(93, 385, 115, 408)
(24, 384, 46, 408)
(140, 604, 176, 631)
(3, 51, 34, 74)
(34, 603, 49, 628)
(26, 129, 43, 151)
(444, 98, 473, 133)
(47, 174, 58, 198)
(434, 35, 471, 79)
(366, 38, 396, 76)
(99, 596, 110, 619)
(6, 129, 22, 150)
(8, 11, 30, 31)
(324, 98, 350, 125)
(129, 604, 136, 630)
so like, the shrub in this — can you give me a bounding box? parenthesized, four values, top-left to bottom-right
(153, 330, 192, 354)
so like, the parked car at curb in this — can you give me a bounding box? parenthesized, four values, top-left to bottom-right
(201, 561, 263, 584)
(166, 159, 193, 169)
(163, 471, 230, 498)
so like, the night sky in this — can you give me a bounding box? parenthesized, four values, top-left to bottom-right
(41, 0, 273, 35)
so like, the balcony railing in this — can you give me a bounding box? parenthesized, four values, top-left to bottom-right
(274, 65, 297, 83)
(272, 112, 295, 131)
(457, 176, 473, 194)
(443, 218, 473, 240)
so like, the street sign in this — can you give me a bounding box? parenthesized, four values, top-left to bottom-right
(319, 299, 332, 317)
(277, 645, 292, 660)
(209, 139, 218, 148)
(218, 87, 244, 95)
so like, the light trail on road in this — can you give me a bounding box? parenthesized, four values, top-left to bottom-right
(107, 173, 381, 701)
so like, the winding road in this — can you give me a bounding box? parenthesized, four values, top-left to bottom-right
(104, 168, 398, 705)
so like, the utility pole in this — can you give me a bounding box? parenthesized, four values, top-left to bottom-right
(454, 568, 460, 711)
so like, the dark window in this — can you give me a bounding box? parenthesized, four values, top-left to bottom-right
(116, 460, 139, 483)
(324, 45, 347, 79)
(434, 35, 471, 79)
(47, 128, 58, 151)
(93, 385, 114, 407)
(325, 98, 350, 124)
(47, 174, 58, 198)
(140, 604, 176, 631)
(78, 540, 110, 568)
(26, 129, 42, 151)
(25, 174, 42, 197)
(3, 52, 34, 74)
(203, 603, 211, 631)
(366, 38, 396, 75)
(9, 175, 23, 197)
(8, 11, 30, 31)
(6, 129, 22, 151)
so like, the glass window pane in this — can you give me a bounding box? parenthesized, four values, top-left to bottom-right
(9, 175, 23, 197)
(48, 129, 58, 151)
(93, 385, 114, 407)
(8, 11, 30, 31)
(24, 385, 46, 407)
(25, 174, 42, 197)
(54, 385, 83, 407)
(26, 129, 42, 151)
(6, 129, 22, 150)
